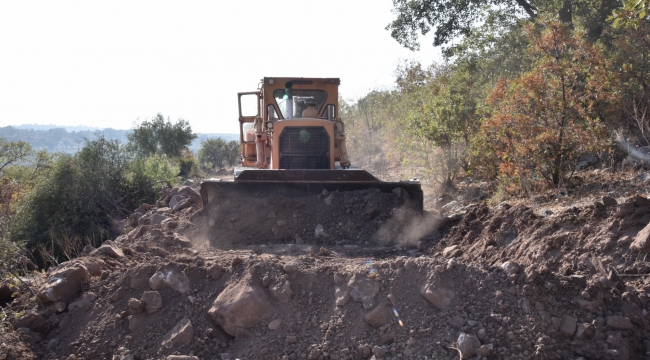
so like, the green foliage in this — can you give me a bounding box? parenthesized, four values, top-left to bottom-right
(610, 0, 650, 28)
(0, 139, 33, 175)
(127, 113, 197, 158)
(198, 138, 240, 170)
(387, 0, 535, 53)
(7, 137, 173, 265)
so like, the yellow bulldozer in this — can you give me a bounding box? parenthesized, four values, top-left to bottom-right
(200, 77, 423, 209)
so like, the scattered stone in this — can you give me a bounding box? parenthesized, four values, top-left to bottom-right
(36, 262, 89, 304)
(335, 287, 350, 307)
(160, 318, 194, 347)
(420, 282, 454, 310)
(606, 315, 633, 330)
(270, 281, 293, 303)
(129, 265, 156, 290)
(348, 273, 380, 309)
(283, 261, 300, 273)
(268, 319, 282, 330)
(285, 335, 297, 343)
(364, 305, 390, 328)
(448, 315, 465, 329)
(630, 222, 650, 252)
(314, 223, 327, 238)
(576, 323, 595, 340)
(560, 315, 577, 337)
(208, 281, 273, 338)
(12, 312, 46, 333)
(501, 261, 520, 275)
(208, 264, 224, 280)
(151, 213, 168, 225)
(166, 356, 199, 360)
(91, 240, 124, 258)
(171, 234, 193, 248)
(441, 200, 459, 213)
(372, 346, 385, 358)
(149, 265, 190, 295)
(141, 291, 163, 314)
(443, 245, 462, 258)
(602, 196, 617, 207)
(128, 298, 144, 314)
(457, 333, 481, 359)
(616, 202, 635, 218)
(52, 302, 67, 313)
(475, 344, 492, 357)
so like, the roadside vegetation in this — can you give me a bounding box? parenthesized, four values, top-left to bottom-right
(0, 114, 236, 270)
(2, 0, 650, 272)
(343, 0, 650, 200)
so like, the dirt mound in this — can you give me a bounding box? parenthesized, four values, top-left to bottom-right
(189, 188, 434, 249)
(2, 185, 650, 360)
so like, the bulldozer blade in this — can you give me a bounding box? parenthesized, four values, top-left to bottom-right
(200, 169, 423, 210)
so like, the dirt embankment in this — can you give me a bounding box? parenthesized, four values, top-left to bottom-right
(2, 183, 650, 360)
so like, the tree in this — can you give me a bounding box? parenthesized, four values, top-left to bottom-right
(198, 138, 228, 170)
(225, 140, 240, 167)
(405, 64, 482, 187)
(0, 140, 33, 175)
(481, 22, 614, 187)
(127, 113, 197, 158)
(387, 0, 621, 53)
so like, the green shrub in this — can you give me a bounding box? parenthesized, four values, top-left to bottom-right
(7, 137, 176, 265)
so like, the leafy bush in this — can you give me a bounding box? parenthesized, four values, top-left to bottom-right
(8, 137, 174, 265)
(478, 22, 614, 187)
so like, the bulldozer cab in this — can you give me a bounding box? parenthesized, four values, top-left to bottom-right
(238, 77, 346, 170)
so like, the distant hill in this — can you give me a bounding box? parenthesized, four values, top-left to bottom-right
(0, 126, 238, 154)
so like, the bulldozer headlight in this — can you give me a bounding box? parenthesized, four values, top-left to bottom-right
(267, 122, 273, 129)
(268, 78, 275, 84)
(298, 129, 311, 143)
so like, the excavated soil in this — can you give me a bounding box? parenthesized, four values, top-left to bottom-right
(2, 175, 650, 360)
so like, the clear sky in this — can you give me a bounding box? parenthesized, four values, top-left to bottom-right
(0, 0, 440, 134)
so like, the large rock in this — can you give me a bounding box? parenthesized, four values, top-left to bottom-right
(170, 186, 202, 210)
(36, 262, 89, 304)
(208, 280, 273, 338)
(160, 318, 194, 347)
(78, 257, 106, 277)
(149, 265, 190, 295)
(457, 333, 481, 359)
(151, 213, 168, 226)
(91, 240, 124, 258)
(420, 282, 454, 310)
(501, 261, 521, 275)
(364, 305, 391, 328)
(630, 222, 650, 252)
(141, 291, 163, 314)
(129, 265, 156, 290)
(607, 316, 633, 330)
(348, 273, 380, 309)
(560, 315, 577, 337)
(12, 312, 46, 333)
(127, 225, 149, 241)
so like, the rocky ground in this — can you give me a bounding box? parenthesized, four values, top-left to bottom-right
(2, 170, 650, 360)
